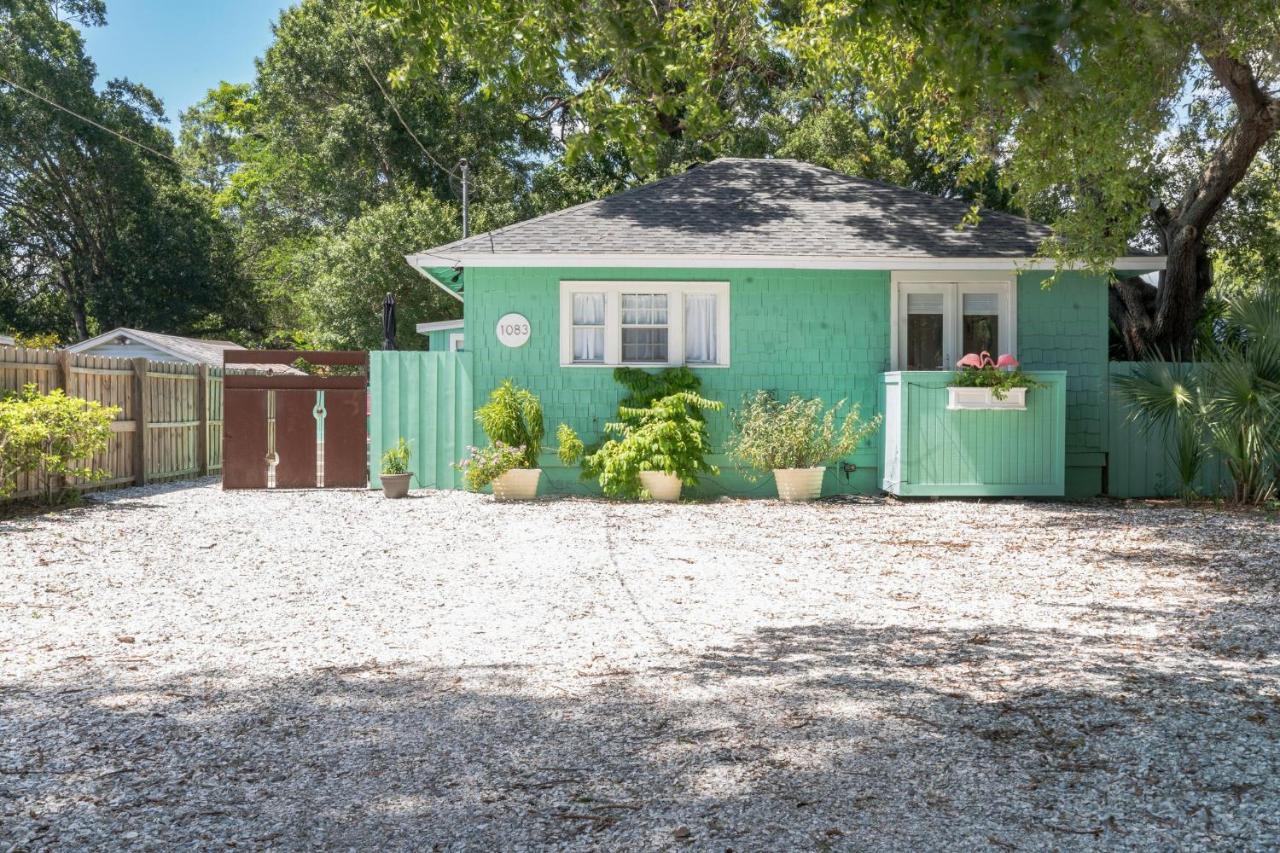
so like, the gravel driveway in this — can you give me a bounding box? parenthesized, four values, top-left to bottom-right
(2, 479, 1278, 850)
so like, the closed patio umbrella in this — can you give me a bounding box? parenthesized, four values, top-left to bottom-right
(382, 292, 397, 350)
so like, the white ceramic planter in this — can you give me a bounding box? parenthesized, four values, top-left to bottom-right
(639, 471, 683, 502)
(492, 467, 541, 501)
(773, 467, 825, 502)
(947, 386, 1027, 411)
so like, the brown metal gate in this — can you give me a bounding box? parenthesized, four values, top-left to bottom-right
(222, 351, 369, 489)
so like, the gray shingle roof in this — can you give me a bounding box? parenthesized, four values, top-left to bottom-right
(426, 158, 1057, 260)
(67, 328, 301, 373)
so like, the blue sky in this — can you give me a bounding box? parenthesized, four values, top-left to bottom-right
(80, 0, 292, 124)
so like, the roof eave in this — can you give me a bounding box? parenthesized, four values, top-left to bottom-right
(421, 252, 1166, 272)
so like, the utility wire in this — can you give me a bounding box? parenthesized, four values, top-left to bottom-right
(0, 72, 184, 167)
(355, 52, 459, 180)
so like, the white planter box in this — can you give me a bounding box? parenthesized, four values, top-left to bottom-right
(639, 471, 682, 502)
(492, 468, 541, 501)
(947, 386, 1027, 411)
(773, 467, 825, 501)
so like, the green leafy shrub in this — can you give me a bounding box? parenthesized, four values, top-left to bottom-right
(475, 380, 544, 469)
(0, 385, 119, 503)
(581, 391, 723, 498)
(456, 442, 527, 491)
(727, 391, 881, 476)
(555, 422, 585, 466)
(613, 366, 702, 414)
(380, 438, 412, 475)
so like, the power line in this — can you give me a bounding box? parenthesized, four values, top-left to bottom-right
(355, 52, 459, 180)
(0, 73, 183, 167)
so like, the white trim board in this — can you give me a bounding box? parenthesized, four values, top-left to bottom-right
(415, 319, 464, 334)
(413, 252, 1164, 272)
(405, 256, 465, 302)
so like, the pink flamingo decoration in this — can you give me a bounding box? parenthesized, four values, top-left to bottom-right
(957, 352, 1020, 370)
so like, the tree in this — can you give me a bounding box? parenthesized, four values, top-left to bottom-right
(0, 0, 258, 341)
(179, 0, 560, 345)
(371, 0, 1280, 357)
(295, 190, 460, 350)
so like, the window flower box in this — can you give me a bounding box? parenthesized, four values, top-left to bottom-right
(947, 385, 1027, 410)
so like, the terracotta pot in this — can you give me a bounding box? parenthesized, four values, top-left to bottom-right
(773, 467, 825, 502)
(493, 468, 541, 501)
(380, 472, 413, 499)
(639, 470, 683, 502)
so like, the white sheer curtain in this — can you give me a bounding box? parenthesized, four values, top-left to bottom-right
(572, 293, 605, 362)
(684, 293, 717, 363)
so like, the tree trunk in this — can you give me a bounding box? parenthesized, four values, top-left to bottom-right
(57, 268, 90, 341)
(1108, 49, 1278, 360)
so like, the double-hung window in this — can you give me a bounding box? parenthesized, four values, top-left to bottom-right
(892, 273, 1015, 370)
(560, 281, 730, 367)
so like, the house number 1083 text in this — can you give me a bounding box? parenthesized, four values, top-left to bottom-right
(495, 313, 531, 348)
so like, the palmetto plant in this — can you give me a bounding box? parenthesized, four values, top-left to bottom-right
(1114, 289, 1280, 504)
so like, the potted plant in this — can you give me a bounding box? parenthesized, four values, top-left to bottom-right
(470, 380, 545, 500)
(456, 441, 530, 498)
(949, 352, 1040, 410)
(379, 438, 413, 498)
(564, 391, 722, 501)
(727, 392, 882, 501)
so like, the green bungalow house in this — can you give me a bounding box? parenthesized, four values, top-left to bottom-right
(404, 158, 1163, 499)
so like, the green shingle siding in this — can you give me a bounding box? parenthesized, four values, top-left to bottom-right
(461, 265, 1110, 498)
(1015, 271, 1110, 497)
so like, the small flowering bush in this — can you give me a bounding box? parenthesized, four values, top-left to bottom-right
(951, 352, 1041, 400)
(455, 441, 526, 491)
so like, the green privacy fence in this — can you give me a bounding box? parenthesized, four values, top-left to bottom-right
(1105, 361, 1231, 498)
(368, 351, 474, 490)
(881, 371, 1067, 497)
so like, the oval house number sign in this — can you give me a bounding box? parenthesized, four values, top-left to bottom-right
(495, 313, 531, 348)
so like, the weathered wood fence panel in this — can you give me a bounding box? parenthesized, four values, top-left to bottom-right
(0, 345, 242, 500)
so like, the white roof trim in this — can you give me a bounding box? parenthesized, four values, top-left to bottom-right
(405, 255, 464, 302)
(415, 319, 464, 334)
(423, 252, 1164, 272)
(64, 327, 200, 362)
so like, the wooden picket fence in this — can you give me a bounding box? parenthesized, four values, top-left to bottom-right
(1, 345, 241, 500)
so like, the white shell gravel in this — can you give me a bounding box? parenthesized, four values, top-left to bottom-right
(2, 479, 1277, 850)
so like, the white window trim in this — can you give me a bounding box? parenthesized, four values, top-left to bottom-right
(448, 333, 464, 352)
(889, 270, 1017, 371)
(559, 280, 730, 368)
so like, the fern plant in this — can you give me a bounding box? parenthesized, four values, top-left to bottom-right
(582, 391, 723, 498)
(474, 380, 544, 469)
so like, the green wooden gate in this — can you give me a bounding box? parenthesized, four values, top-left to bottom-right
(368, 352, 474, 490)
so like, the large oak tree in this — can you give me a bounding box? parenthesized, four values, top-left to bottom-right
(371, 0, 1279, 358)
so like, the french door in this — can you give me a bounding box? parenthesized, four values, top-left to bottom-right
(895, 277, 1013, 371)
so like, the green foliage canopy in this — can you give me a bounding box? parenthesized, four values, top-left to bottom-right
(0, 0, 257, 341)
